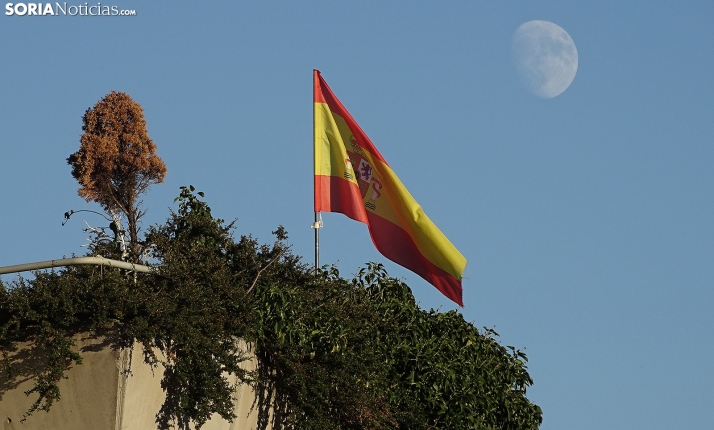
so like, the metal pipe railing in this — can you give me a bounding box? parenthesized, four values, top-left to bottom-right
(0, 257, 150, 275)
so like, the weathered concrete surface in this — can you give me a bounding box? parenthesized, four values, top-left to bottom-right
(0, 333, 263, 430)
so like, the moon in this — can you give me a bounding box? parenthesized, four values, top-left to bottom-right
(511, 20, 578, 99)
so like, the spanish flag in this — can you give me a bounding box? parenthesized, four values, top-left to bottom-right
(313, 70, 467, 306)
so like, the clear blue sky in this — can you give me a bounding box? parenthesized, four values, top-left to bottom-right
(1, 2, 712, 429)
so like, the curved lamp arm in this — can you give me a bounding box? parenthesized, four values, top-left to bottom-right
(0, 256, 150, 275)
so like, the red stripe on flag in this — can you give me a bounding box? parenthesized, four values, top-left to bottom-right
(314, 71, 388, 165)
(315, 172, 463, 306)
(314, 175, 368, 223)
(314, 70, 327, 104)
(365, 212, 464, 307)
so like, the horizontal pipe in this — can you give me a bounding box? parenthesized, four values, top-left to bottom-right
(0, 257, 150, 275)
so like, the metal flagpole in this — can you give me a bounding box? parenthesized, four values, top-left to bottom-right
(313, 212, 320, 269)
(312, 70, 322, 271)
(312, 211, 323, 270)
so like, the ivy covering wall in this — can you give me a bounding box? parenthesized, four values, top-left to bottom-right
(0, 188, 542, 430)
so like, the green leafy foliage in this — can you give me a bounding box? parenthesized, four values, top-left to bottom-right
(357, 265, 543, 429)
(252, 266, 396, 430)
(0, 189, 542, 429)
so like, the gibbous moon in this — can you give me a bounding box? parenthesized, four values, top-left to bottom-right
(511, 20, 578, 99)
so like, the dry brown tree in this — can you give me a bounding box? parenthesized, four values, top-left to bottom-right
(67, 91, 167, 260)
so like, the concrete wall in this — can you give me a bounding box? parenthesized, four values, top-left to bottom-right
(0, 332, 265, 430)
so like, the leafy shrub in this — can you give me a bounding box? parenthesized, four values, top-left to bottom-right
(0, 189, 541, 430)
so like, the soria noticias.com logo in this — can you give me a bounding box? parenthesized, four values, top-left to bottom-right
(5, 3, 136, 16)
